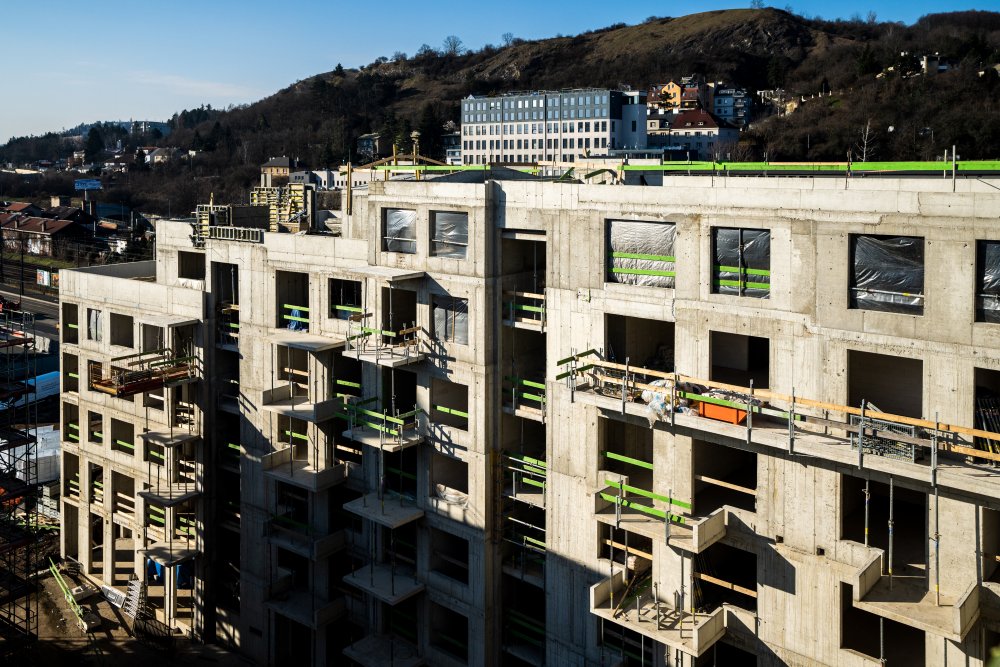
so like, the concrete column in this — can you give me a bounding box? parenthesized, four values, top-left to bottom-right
(164, 563, 176, 629)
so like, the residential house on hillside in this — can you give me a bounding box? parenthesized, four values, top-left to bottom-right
(0, 214, 90, 256)
(356, 133, 393, 163)
(1, 202, 43, 217)
(659, 108, 739, 159)
(712, 85, 751, 127)
(260, 156, 303, 186)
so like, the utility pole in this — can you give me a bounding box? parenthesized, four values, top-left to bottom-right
(19, 235, 25, 300)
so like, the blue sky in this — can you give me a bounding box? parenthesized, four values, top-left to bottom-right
(3, 0, 998, 144)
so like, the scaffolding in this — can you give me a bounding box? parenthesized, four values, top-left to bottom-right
(89, 348, 198, 398)
(0, 311, 38, 657)
(250, 183, 313, 233)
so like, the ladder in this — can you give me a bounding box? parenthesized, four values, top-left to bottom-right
(122, 574, 149, 620)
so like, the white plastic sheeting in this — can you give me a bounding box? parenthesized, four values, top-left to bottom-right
(850, 235, 924, 315)
(383, 208, 417, 254)
(979, 241, 1000, 323)
(433, 295, 469, 344)
(607, 219, 676, 288)
(713, 228, 770, 299)
(431, 211, 469, 258)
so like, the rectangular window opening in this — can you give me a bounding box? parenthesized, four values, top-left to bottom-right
(431, 211, 469, 258)
(383, 208, 417, 254)
(712, 227, 770, 298)
(849, 234, 924, 315)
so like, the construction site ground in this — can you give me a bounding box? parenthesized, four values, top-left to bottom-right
(33, 569, 252, 666)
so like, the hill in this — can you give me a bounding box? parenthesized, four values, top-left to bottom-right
(2, 8, 999, 214)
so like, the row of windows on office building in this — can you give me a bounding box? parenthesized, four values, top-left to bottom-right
(462, 154, 580, 164)
(463, 93, 610, 113)
(464, 137, 610, 152)
(607, 219, 1000, 321)
(464, 120, 612, 136)
(464, 106, 612, 123)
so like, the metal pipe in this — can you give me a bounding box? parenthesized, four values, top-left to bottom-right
(747, 379, 754, 445)
(888, 477, 894, 590)
(864, 479, 870, 547)
(789, 388, 796, 455)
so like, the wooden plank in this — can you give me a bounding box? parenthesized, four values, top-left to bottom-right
(693, 572, 757, 598)
(695, 474, 756, 496)
(581, 362, 1000, 465)
(503, 290, 545, 299)
(602, 538, 653, 561)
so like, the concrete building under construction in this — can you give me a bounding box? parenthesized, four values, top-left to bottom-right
(59, 168, 1000, 665)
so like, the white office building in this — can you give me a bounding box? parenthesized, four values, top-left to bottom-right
(460, 89, 647, 164)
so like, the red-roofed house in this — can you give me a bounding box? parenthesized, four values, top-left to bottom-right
(0, 215, 90, 256)
(662, 109, 740, 159)
(1, 202, 43, 217)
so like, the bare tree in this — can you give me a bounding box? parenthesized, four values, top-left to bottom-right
(854, 119, 878, 162)
(866, 10, 877, 24)
(501, 32, 514, 47)
(442, 35, 464, 56)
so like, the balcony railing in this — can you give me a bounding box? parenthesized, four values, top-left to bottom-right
(345, 320, 426, 367)
(502, 291, 546, 330)
(338, 398, 425, 451)
(590, 569, 726, 657)
(503, 376, 546, 421)
(556, 350, 1000, 470)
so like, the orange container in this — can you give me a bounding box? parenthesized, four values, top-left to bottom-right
(697, 400, 747, 425)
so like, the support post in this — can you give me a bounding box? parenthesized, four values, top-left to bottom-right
(789, 388, 796, 455)
(746, 379, 754, 445)
(888, 477, 894, 590)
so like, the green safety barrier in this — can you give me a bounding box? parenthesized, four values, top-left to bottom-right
(67, 323, 79, 329)
(68, 372, 79, 379)
(335, 379, 362, 389)
(599, 492, 687, 524)
(114, 439, 133, 450)
(282, 304, 310, 323)
(612, 268, 676, 277)
(434, 405, 469, 419)
(68, 423, 79, 430)
(604, 450, 653, 470)
(612, 252, 675, 262)
(508, 302, 545, 313)
(385, 465, 417, 481)
(604, 479, 692, 510)
(334, 304, 363, 313)
(283, 430, 308, 441)
(227, 442, 241, 451)
(148, 450, 164, 461)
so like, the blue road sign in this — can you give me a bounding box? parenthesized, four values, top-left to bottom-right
(74, 179, 102, 191)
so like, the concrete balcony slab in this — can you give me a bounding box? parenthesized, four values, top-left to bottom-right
(343, 492, 423, 528)
(343, 563, 424, 605)
(594, 489, 726, 554)
(138, 483, 201, 508)
(343, 634, 424, 667)
(266, 589, 345, 629)
(590, 570, 725, 657)
(262, 454, 348, 492)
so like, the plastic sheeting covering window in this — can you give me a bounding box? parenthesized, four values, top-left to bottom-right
(433, 295, 469, 345)
(712, 228, 770, 299)
(850, 235, 924, 315)
(606, 219, 676, 288)
(431, 211, 469, 259)
(383, 208, 417, 254)
(87, 308, 103, 341)
(977, 240, 1000, 323)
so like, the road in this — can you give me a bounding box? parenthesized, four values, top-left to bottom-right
(0, 285, 58, 339)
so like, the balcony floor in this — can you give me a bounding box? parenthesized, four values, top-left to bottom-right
(855, 575, 961, 640)
(343, 634, 424, 667)
(343, 563, 424, 605)
(343, 492, 423, 528)
(591, 586, 724, 657)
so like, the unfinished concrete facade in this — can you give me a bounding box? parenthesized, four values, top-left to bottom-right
(60, 173, 1000, 666)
